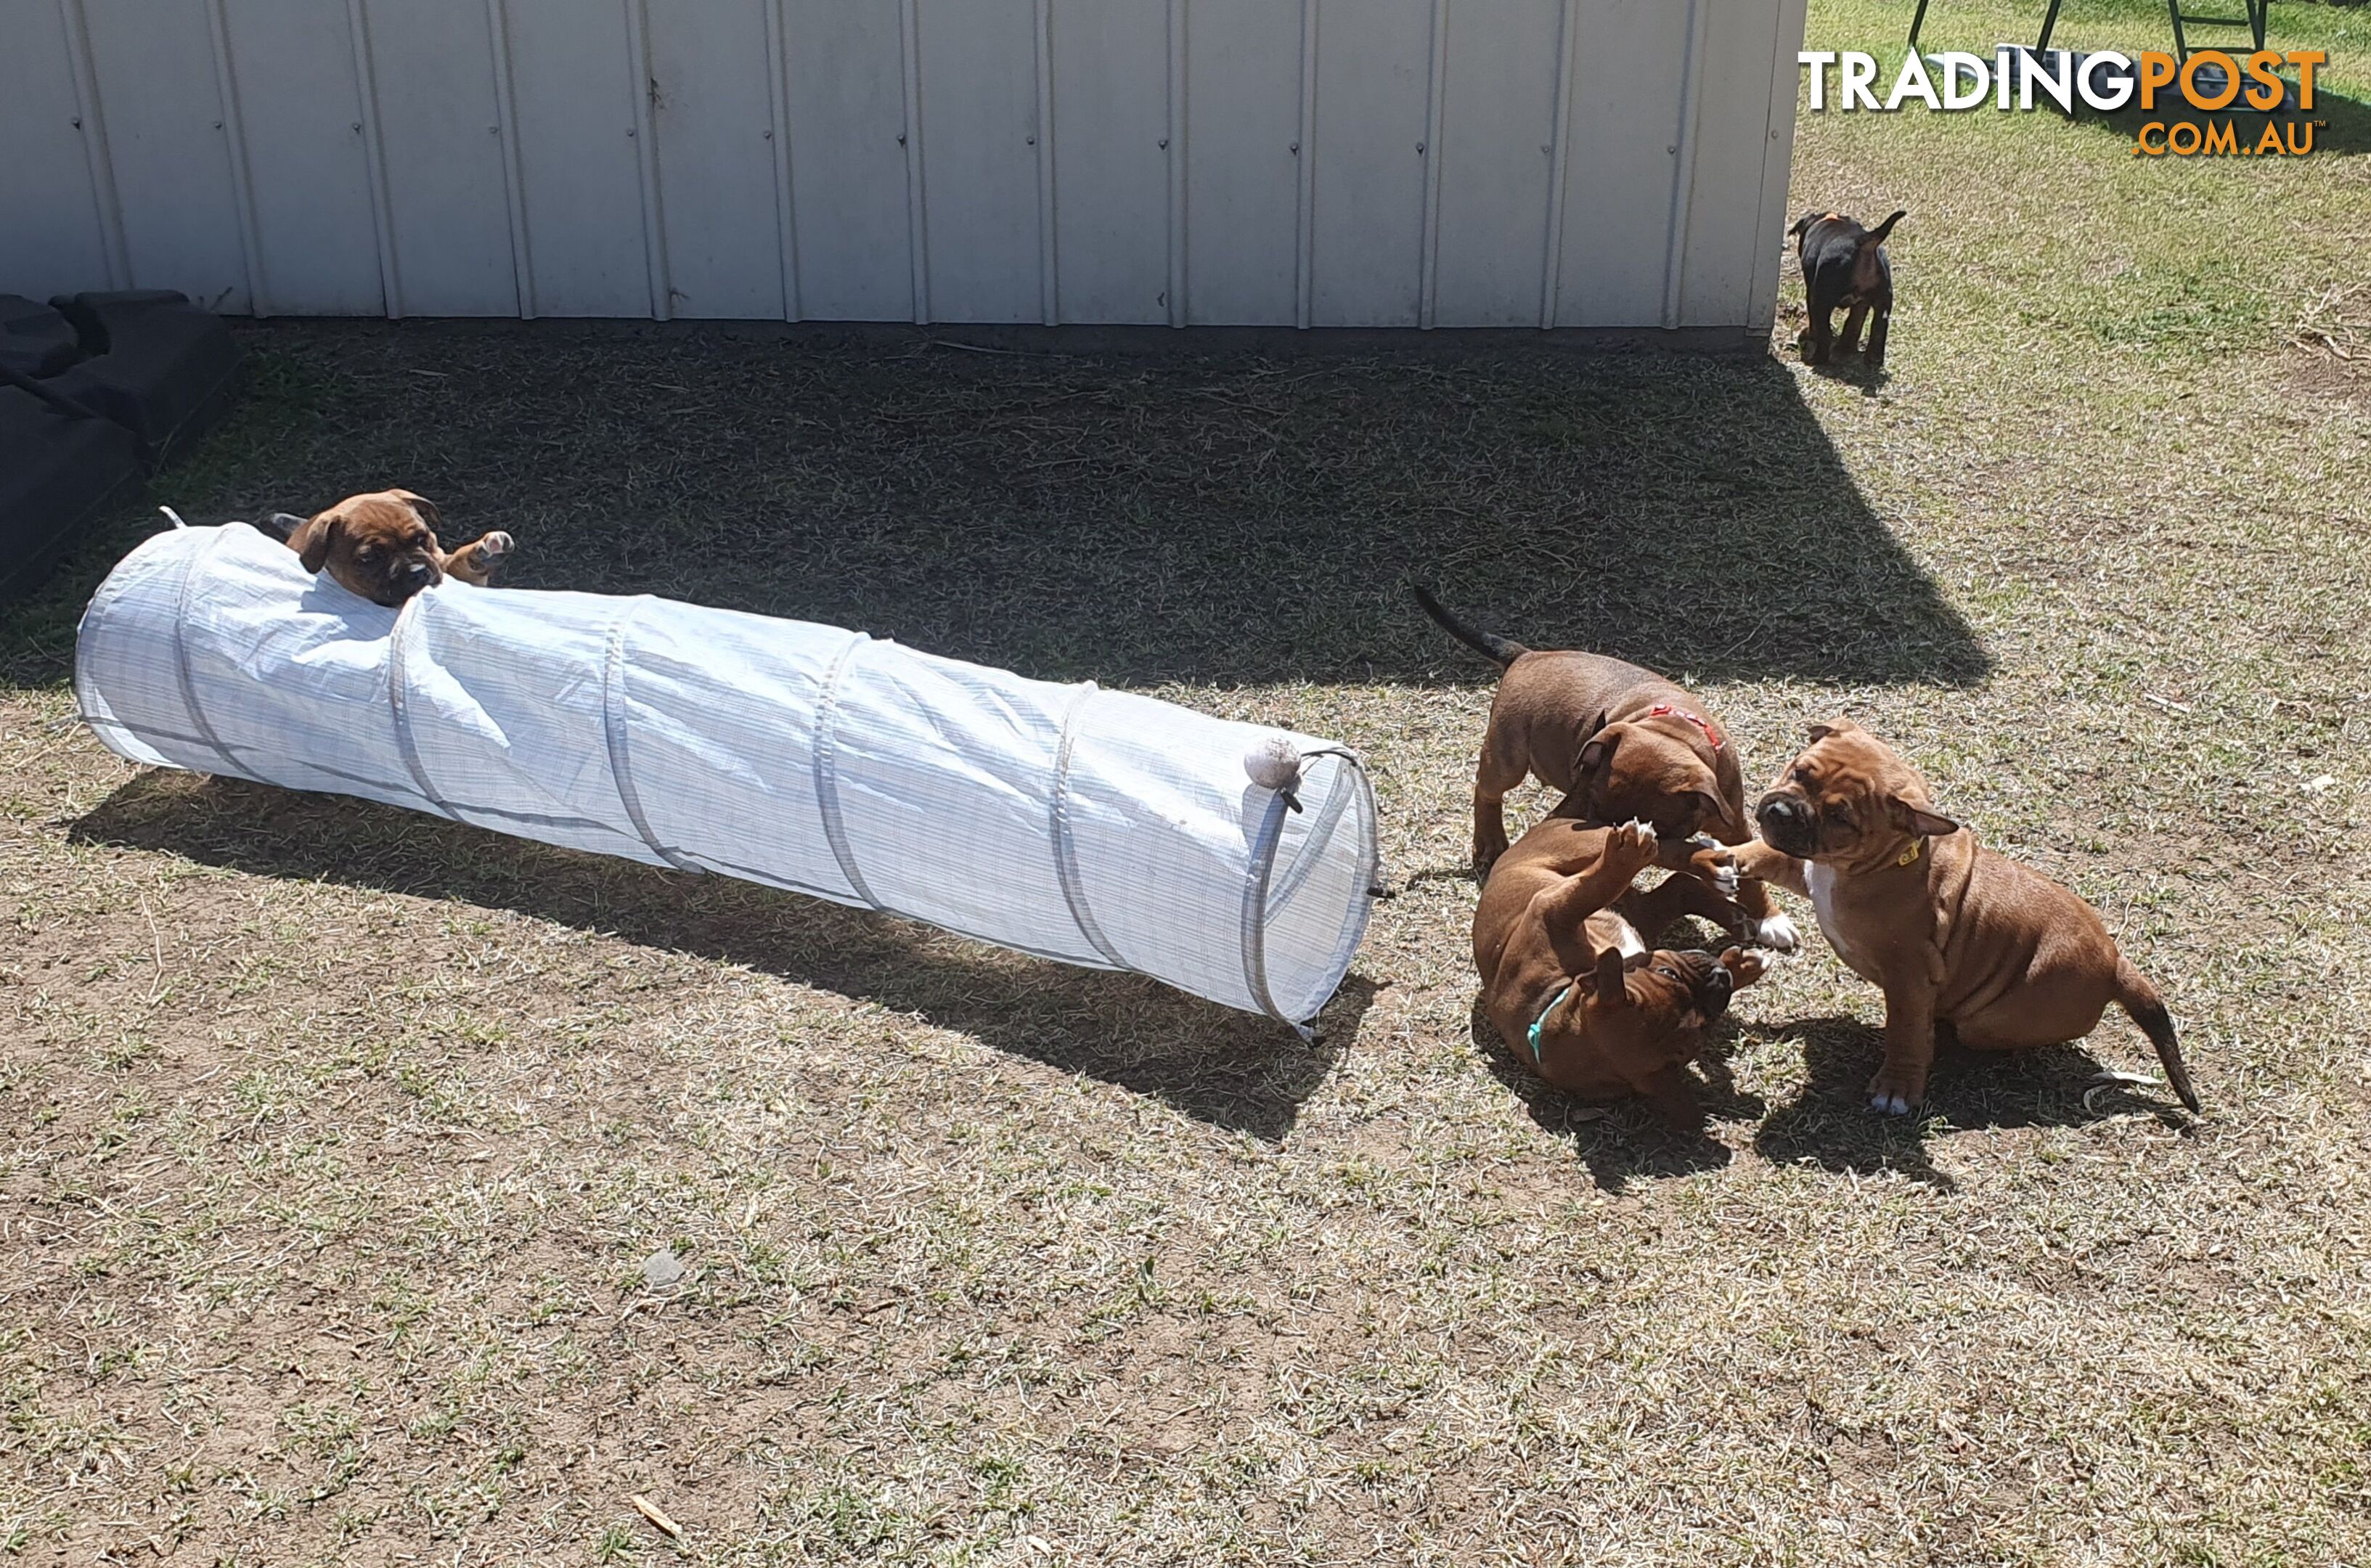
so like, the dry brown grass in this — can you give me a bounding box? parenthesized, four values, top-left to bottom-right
(5, 3, 2371, 1561)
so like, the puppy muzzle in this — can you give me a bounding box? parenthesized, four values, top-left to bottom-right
(381, 559, 441, 606)
(1755, 792, 1817, 857)
(1694, 956, 1734, 1021)
(1666, 950, 1734, 1022)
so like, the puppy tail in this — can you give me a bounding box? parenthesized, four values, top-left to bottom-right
(1408, 583, 1527, 667)
(2115, 957, 2200, 1113)
(1863, 209, 1908, 248)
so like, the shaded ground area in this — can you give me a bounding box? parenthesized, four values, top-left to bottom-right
(7, 324, 1985, 691)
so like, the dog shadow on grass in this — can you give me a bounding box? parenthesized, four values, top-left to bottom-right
(1467, 1001, 1766, 1193)
(72, 772, 1368, 1143)
(1750, 1015, 2191, 1191)
(1801, 349, 1893, 399)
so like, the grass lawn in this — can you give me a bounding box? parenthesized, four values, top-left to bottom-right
(5, 1, 2370, 1561)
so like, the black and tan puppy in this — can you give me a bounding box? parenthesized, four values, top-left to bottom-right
(1412, 584, 1793, 948)
(1736, 718, 2199, 1116)
(282, 489, 513, 607)
(1475, 815, 1767, 1128)
(1788, 208, 1904, 368)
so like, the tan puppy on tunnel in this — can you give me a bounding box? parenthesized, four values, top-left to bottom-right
(282, 490, 513, 608)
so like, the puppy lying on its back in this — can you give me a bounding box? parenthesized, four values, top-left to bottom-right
(1474, 814, 1766, 1128)
(273, 489, 513, 607)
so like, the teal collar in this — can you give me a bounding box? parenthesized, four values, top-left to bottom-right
(1526, 983, 1575, 1067)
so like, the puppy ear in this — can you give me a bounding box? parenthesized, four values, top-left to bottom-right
(1862, 208, 1906, 247)
(1787, 213, 1813, 240)
(1893, 799, 1960, 838)
(1575, 718, 1622, 780)
(295, 510, 340, 573)
(1691, 786, 1744, 837)
(391, 489, 444, 535)
(1593, 944, 1630, 1007)
(1805, 717, 1856, 743)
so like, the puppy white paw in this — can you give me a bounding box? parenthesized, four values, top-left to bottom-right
(481, 531, 514, 560)
(1607, 818, 1658, 867)
(1866, 1063, 1925, 1116)
(1682, 834, 1739, 894)
(1750, 913, 1801, 952)
(1719, 946, 1768, 987)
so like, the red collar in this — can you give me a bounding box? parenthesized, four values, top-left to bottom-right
(1644, 703, 1723, 752)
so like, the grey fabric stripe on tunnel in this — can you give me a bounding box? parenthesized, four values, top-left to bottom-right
(602, 596, 700, 873)
(1049, 682, 1133, 973)
(812, 630, 884, 911)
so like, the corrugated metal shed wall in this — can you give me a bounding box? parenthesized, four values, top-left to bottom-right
(0, 0, 1806, 330)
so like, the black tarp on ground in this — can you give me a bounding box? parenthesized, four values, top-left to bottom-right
(44, 291, 244, 467)
(0, 388, 145, 603)
(0, 290, 241, 602)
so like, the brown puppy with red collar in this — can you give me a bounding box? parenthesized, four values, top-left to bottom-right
(1735, 718, 2199, 1116)
(1475, 814, 1768, 1128)
(1412, 584, 1793, 948)
(282, 490, 513, 608)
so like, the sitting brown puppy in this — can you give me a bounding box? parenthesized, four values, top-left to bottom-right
(1474, 814, 1768, 1128)
(283, 489, 513, 607)
(1788, 208, 1903, 368)
(1412, 584, 1793, 948)
(1735, 718, 2199, 1116)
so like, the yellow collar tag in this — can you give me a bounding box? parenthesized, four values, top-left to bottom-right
(1895, 838, 1924, 867)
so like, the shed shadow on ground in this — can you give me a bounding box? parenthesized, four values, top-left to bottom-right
(73, 772, 1367, 1143)
(7, 325, 1988, 693)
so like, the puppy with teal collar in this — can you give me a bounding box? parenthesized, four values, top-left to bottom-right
(1473, 815, 1768, 1129)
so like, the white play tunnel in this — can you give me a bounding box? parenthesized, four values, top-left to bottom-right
(76, 523, 1378, 1026)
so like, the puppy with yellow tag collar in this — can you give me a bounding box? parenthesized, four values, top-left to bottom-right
(1734, 719, 2199, 1116)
